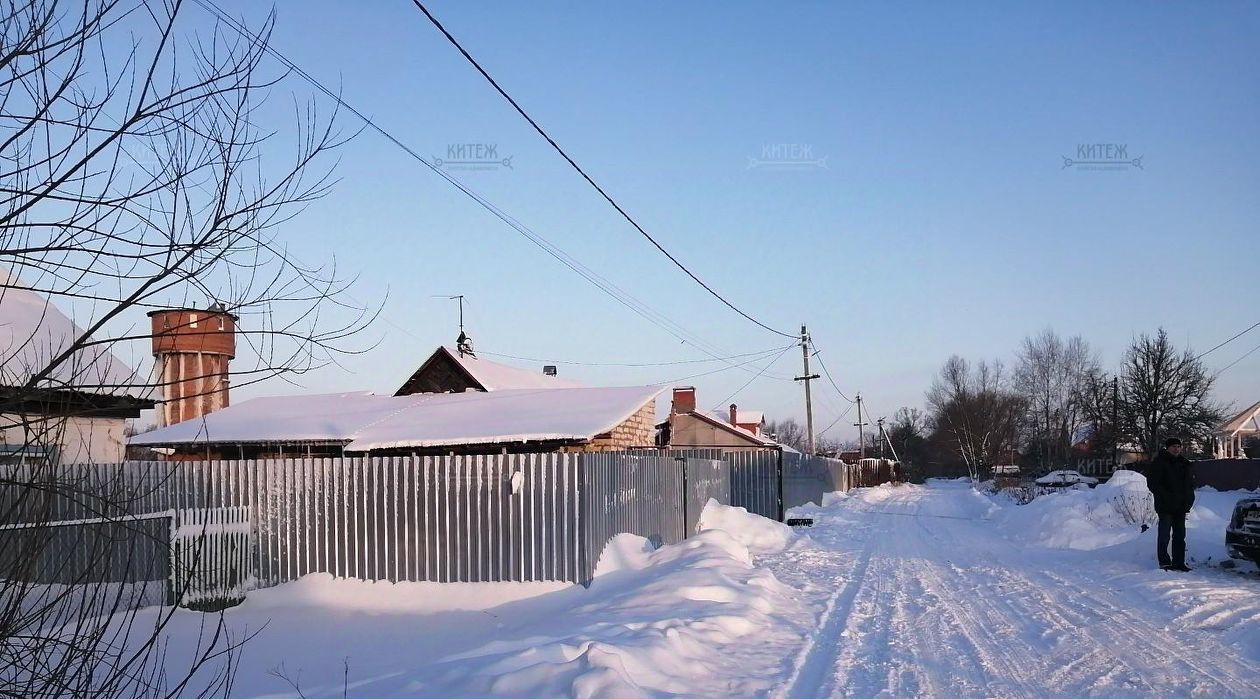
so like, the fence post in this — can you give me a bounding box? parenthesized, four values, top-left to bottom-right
(576, 452, 590, 587)
(676, 455, 689, 537)
(775, 448, 784, 522)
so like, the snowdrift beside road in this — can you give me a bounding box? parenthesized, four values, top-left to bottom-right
(138, 500, 810, 698)
(994, 470, 1256, 567)
(698, 499, 796, 556)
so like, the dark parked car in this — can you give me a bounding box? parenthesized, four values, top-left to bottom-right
(1226, 497, 1260, 564)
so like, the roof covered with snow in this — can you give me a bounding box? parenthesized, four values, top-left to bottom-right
(0, 268, 147, 399)
(451, 349, 585, 391)
(396, 346, 586, 395)
(130, 385, 661, 451)
(709, 409, 765, 426)
(1216, 400, 1260, 436)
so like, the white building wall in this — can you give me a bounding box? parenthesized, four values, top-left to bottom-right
(1, 413, 127, 463)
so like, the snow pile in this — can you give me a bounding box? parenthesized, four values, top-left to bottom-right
(592, 533, 656, 576)
(997, 470, 1156, 550)
(136, 506, 809, 698)
(995, 471, 1257, 566)
(697, 499, 795, 556)
(423, 526, 805, 697)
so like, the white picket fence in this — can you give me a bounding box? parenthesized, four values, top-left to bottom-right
(170, 507, 253, 607)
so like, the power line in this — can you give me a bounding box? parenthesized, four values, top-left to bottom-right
(1196, 320, 1260, 361)
(809, 340, 856, 403)
(1214, 340, 1260, 377)
(405, 0, 797, 340)
(659, 342, 798, 385)
(478, 346, 789, 368)
(191, 0, 787, 381)
(817, 401, 856, 438)
(710, 344, 796, 410)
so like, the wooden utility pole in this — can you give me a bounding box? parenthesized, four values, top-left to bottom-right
(795, 325, 820, 454)
(853, 393, 869, 460)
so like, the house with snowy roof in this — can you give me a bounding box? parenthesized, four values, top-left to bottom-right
(1214, 400, 1260, 459)
(130, 339, 660, 458)
(1, 270, 153, 463)
(130, 386, 661, 459)
(656, 387, 777, 450)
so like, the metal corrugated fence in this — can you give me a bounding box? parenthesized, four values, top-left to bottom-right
(1, 448, 880, 603)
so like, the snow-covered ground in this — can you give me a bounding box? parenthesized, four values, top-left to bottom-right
(135, 501, 813, 698)
(773, 479, 1260, 698)
(137, 482, 1260, 697)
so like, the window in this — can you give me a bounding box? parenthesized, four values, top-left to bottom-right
(189, 313, 198, 328)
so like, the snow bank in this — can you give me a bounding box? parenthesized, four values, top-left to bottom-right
(698, 499, 795, 557)
(997, 470, 1157, 550)
(995, 471, 1257, 565)
(137, 505, 808, 697)
(592, 533, 655, 577)
(423, 512, 806, 697)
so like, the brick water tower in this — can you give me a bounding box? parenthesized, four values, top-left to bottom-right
(148, 305, 237, 427)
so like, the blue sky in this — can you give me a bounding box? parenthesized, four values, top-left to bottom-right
(190, 1, 1258, 441)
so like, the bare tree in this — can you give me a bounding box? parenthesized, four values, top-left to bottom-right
(1120, 329, 1225, 457)
(1, 0, 370, 695)
(765, 418, 806, 453)
(887, 407, 928, 467)
(1013, 330, 1099, 470)
(926, 355, 1025, 481)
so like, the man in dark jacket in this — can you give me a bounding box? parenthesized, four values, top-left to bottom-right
(1145, 437, 1195, 571)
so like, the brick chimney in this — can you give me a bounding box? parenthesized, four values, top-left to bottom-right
(729, 403, 738, 426)
(671, 386, 696, 415)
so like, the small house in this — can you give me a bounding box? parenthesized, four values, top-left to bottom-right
(1214, 400, 1260, 459)
(656, 387, 777, 451)
(129, 386, 661, 459)
(1, 271, 152, 463)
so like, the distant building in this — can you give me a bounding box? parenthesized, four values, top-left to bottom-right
(656, 387, 777, 451)
(1214, 400, 1260, 459)
(1, 271, 152, 463)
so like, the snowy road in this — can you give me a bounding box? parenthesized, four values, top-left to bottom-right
(765, 482, 1260, 699)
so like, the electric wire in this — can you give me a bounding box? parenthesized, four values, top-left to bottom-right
(478, 346, 790, 368)
(1196, 320, 1260, 361)
(809, 339, 856, 403)
(710, 344, 797, 411)
(406, 0, 797, 340)
(659, 342, 798, 385)
(817, 401, 856, 438)
(191, 0, 791, 380)
(1214, 340, 1260, 378)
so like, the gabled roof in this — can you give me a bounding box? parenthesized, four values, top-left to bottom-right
(130, 386, 662, 451)
(709, 409, 764, 426)
(0, 268, 147, 399)
(397, 346, 584, 395)
(684, 410, 777, 446)
(1216, 400, 1260, 437)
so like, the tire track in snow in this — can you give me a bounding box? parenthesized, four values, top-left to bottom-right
(1035, 568, 1260, 695)
(774, 539, 876, 699)
(908, 489, 1259, 697)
